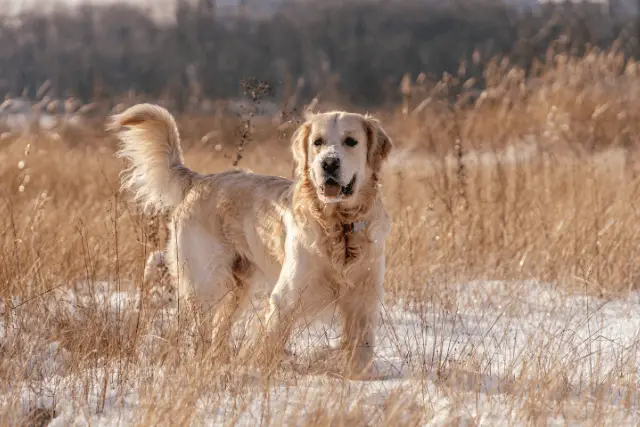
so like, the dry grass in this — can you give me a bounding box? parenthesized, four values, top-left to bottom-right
(1, 47, 640, 425)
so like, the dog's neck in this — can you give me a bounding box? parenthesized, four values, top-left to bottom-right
(293, 175, 377, 266)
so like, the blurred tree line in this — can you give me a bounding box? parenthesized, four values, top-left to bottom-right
(0, 0, 637, 111)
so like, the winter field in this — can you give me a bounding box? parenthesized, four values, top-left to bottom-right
(2, 278, 639, 426)
(3, 50, 640, 425)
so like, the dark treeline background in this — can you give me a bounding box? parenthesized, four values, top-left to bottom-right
(1, 0, 638, 111)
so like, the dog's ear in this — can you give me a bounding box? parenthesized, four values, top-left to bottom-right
(364, 115, 393, 173)
(291, 121, 311, 178)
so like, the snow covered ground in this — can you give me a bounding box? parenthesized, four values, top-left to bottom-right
(1, 280, 639, 425)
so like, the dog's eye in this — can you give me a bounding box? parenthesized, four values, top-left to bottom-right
(344, 137, 358, 147)
(313, 138, 324, 147)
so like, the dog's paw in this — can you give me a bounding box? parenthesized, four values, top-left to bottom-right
(343, 363, 383, 381)
(300, 347, 392, 381)
(237, 343, 293, 374)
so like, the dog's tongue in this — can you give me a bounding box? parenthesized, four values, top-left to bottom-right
(323, 183, 341, 198)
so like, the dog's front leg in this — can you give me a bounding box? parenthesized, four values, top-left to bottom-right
(242, 238, 312, 368)
(241, 284, 300, 369)
(339, 257, 385, 378)
(260, 282, 300, 362)
(339, 298, 378, 378)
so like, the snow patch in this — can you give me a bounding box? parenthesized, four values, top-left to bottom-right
(2, 280, 639, 425)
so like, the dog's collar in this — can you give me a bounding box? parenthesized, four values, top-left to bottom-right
(343, 220, 367, 234)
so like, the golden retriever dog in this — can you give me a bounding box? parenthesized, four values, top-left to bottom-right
(108, 104, 393, 378)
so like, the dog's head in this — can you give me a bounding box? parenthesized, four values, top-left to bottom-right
(292, 111, 393, 206)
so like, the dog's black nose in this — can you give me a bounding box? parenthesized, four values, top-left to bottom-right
(322, 157, 340, 175)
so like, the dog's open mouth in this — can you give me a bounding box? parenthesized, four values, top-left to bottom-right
(323, 175, 356, 199)
(341, 175, 356, 196)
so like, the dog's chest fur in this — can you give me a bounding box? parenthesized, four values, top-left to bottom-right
(338, 221, 369, 265)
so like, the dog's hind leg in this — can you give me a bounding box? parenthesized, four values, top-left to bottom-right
(208, 256, 252, 363)
(169, 219, 255, 362)
(189, 272, 247, 362)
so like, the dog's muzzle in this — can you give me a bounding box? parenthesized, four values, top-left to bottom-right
(322, 175, 356, 199)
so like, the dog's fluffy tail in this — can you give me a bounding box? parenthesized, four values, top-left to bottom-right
(108, 104, 196, 212)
